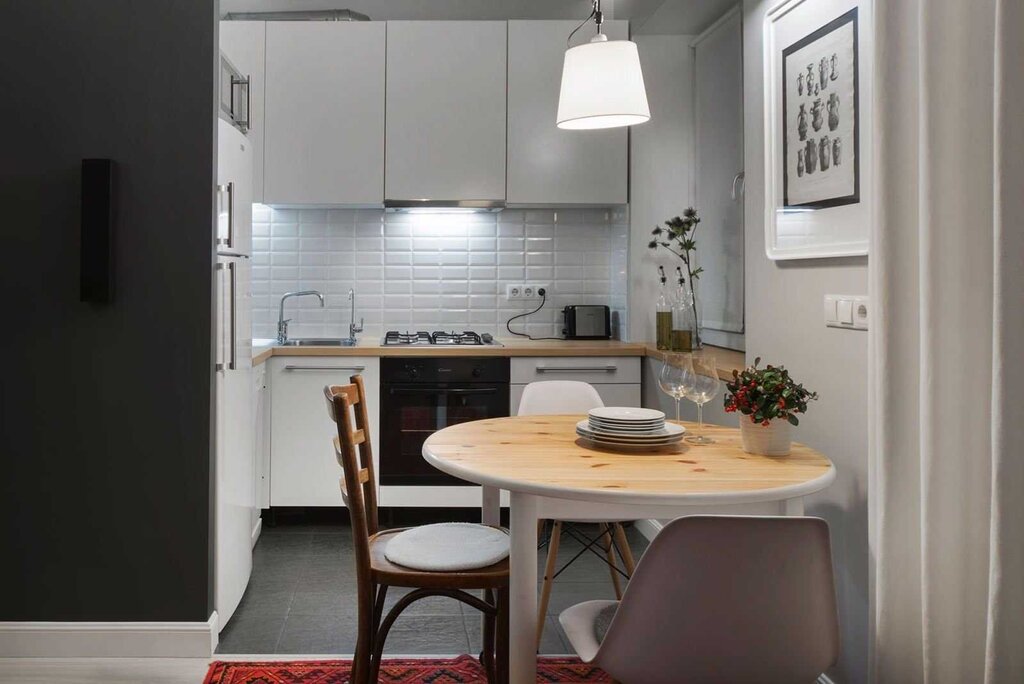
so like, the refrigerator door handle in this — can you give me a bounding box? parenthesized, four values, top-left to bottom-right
(227, 261, 237, 371)
(215, 263, 226, 372)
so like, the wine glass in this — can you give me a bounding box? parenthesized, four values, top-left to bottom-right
(682, 355, 720, 445)
(658, 353, 695, 422)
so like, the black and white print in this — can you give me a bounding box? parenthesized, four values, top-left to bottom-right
(782, 8, 859, 208)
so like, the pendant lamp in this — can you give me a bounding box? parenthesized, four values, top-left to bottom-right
(556, 0, 650, 130)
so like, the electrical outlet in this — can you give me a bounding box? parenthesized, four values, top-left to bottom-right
(522, 284, 536, 299)
(505, 284, 522, 300)
(825, 295, 869, 330)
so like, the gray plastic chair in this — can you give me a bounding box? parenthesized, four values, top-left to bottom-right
(559, 515, 839, 684)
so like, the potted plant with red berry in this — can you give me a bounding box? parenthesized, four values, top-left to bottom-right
(724, 358, 818, 455)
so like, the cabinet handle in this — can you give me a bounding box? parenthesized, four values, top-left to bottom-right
(284, 365, 366, 372)
(216, 182, 235, 248)
(231, 75, 251, 132)
(536, 365, 617, 373)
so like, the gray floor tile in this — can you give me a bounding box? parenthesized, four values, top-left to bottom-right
(276, 615, 359, 654)
(233, 584, 295, 620)
(216, 615, 286, 654)
(383, 588, 466, 617)
(379, 615, 470, 655)
(543, 581, 619, 617)
(288, 587, 360, 617)
(464, 615, 568, 656)
(219, 521, 650, 655)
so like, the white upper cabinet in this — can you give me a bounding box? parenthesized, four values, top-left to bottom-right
(220, 21, 266, 203)
(385, 22, 507, 203)
(507, 21, 629, 205)
(263, 22, 385, 206)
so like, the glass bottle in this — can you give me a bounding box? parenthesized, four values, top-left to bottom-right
(671, 277, 696, 352)
(655, 268, 672, 350)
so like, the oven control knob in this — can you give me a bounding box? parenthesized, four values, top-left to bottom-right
(405, 365, 419, 379)
(472, 367, 482, 378)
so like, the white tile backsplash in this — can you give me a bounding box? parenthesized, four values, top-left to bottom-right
(250, 207, 629, 341)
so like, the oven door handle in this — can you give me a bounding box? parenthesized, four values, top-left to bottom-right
(388, 387, 501, 396)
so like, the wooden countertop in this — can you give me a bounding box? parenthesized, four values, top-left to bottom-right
(251, 338, 746, 378)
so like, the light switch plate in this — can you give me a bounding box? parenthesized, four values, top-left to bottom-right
(825, 295, 869, 330)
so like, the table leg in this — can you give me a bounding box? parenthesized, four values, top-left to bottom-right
(784, 497, 804, 516)
(509, 492, 538, 684)
(482, 485, 501, 526)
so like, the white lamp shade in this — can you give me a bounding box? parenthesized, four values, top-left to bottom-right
(556, 38, 650, 130)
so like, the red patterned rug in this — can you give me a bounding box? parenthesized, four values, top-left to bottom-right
(204, 655, 609, 683)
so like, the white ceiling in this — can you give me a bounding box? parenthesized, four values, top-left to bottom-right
(219, 0, 598, 21)
(626, 0, 739, 35)
(220, 0, 738, 33)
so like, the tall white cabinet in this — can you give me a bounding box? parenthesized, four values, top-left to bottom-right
(507, 20, 629, 205)
(263, 22, 386, 205)
(385, 21, 507, 203)
(219, 21, 266, 203)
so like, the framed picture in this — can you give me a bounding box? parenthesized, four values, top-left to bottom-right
(783, 8, 858, 208)
(764, 0, 872, 259)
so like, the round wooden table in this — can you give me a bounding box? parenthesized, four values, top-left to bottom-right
(423, 415, 835, 684)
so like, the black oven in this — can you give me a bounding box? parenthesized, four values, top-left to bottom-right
(380, 357, 510, 486)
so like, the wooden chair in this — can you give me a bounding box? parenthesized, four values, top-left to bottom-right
(559, 516, 840, 684)
(517, 381, 638, 649)
(324, 376, 509, 683)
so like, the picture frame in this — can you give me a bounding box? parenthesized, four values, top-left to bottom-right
(764, 0, 872, 260)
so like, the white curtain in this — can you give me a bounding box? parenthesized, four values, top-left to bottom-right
(870, 0, 1024, 682)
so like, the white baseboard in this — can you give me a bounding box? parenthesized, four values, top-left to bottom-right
(0, 612, 218, 658)
(634, 518, 664, 542)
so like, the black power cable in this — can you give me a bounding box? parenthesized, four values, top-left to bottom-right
(505, 288, 563, 341)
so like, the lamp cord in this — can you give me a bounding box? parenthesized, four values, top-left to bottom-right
(506, 291, 563, 341)
(567, 2, 599, 47)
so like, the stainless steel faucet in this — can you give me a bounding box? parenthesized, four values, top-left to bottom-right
(347, 288, 364, 344)
(277, 290, 324, 344)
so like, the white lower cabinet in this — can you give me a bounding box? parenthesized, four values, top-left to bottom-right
(269, 357, 379, 507)
(510, 356, 642, 413)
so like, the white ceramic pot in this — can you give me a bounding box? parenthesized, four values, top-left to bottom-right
(739, 418, 792, 456)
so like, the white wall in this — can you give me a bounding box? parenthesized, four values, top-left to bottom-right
(743, 2, 869, 681)
(628, 35, 696, 343)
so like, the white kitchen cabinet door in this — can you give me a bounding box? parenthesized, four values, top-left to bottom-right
(385, 22, 506, 202)
(264, 22, 385, 206)
(220, 21, 266, 203)
(507, 21, 629, 206)
(269, 358, 379, 507)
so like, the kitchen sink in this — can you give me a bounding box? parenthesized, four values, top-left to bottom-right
(280, 338, 356, 347)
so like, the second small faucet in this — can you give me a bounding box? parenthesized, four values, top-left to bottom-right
(347, 288, 363, 344)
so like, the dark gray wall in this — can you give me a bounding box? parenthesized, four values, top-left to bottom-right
(0, 2, 217, 621)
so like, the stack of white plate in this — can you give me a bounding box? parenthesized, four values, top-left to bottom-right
(576, 407, 685, 450)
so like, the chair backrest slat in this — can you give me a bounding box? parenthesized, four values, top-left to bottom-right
(323, 376, 379, 566)
(597, 515, 839, 684)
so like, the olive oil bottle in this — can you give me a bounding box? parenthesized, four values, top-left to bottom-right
(671, 271, 696, 352)
(656, 267, 672, 350)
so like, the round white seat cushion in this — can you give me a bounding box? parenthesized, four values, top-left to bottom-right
(383, 523, 510, 572)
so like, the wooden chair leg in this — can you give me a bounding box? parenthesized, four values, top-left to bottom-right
(496, 587, 510, 684)
(536, 520, 562, 650)
(482, 589, 496, 682)
(612, 523, 637, 577)
(600, 523, 623, 599)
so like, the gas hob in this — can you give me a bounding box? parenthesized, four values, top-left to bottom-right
(382, 330, 495, 346)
